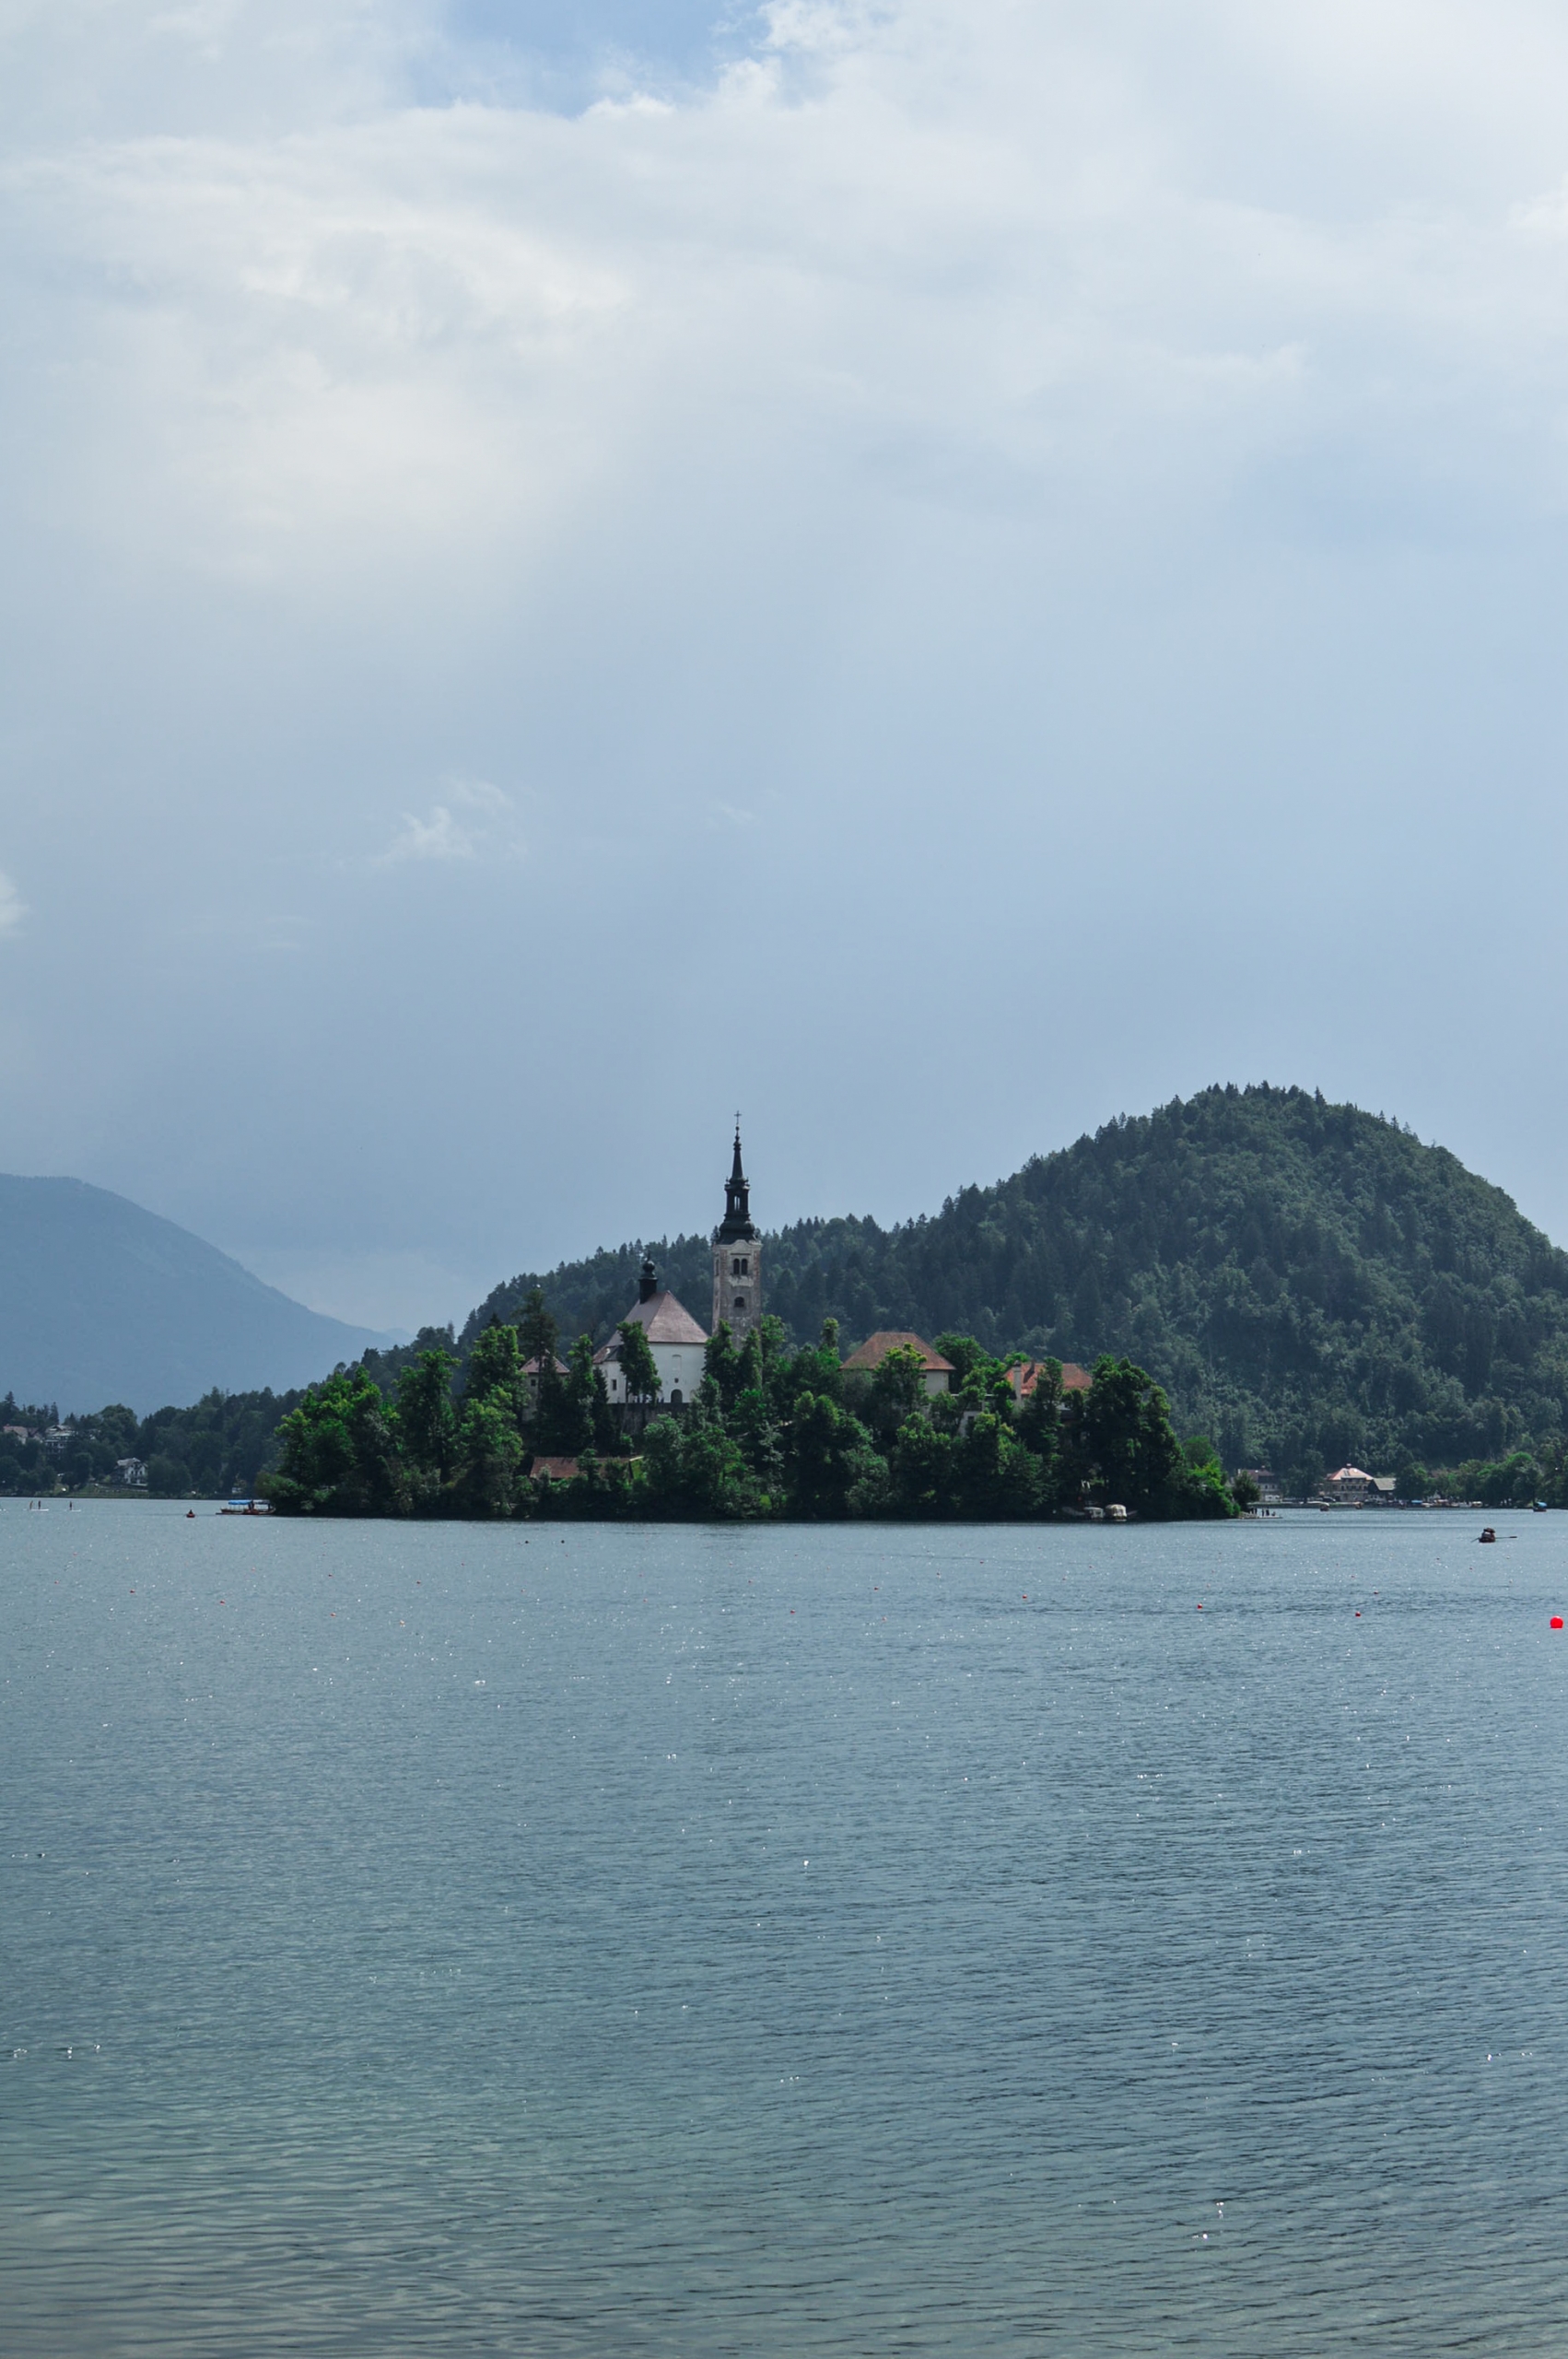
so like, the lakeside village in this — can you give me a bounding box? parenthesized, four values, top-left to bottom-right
(0, 1133, 1539, 1518)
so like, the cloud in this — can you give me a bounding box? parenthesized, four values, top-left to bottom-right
(374, 778, 523, 865)
(6, 0, 1566, 614)
(6, 2, 1568, 1314)
(0, 870, 26, 936)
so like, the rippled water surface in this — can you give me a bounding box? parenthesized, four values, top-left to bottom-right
(6, 1503, 1568, 2353)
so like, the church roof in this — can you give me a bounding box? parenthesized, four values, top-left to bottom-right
(611, 1289, 708, 1348)
(841, 1331, 954, 1374)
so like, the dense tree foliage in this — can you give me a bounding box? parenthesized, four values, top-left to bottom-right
(457, 1086, 1568, 1496)
(262, 1312, 1233, 1523)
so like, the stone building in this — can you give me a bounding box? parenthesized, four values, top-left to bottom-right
(711, 1124, 761, 1342)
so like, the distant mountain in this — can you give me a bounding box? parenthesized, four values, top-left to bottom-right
(0, 1176, 394, 1414)
(460, 1086, 1568, 1489)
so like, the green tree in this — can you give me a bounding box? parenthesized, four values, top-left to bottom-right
(774, 1320, 844, 1414)
(466, 1319, 526, 1419)
(518, 1287, 559, 1374)
(680, 1400, 761, 1517)
(556, 1333, 607, 1456)
(934, 1332, 988, 1386)
(1082, 1357, 1235, 1519)
(396, 1348, 459, 1506)
(862, 1343, 929, 1449)
(704, 1321, 744, 1413)
(954, 1413, 1045, 1519)
(641, 1412, 685, 1506)
(617, 1318, 661, 1409)
(890, 1415, 956, 1517)
(784, 1391, 882, 1518)
(452, 1394, 526, 1518)
(518, 1288, 567, 1440)
(730, 1386, 784, 1502)
(266, 1367, 407, 1516)
(1016, 1359, 1066, 1496)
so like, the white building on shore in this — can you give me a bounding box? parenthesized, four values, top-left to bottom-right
(595, 1257, 708, 1409)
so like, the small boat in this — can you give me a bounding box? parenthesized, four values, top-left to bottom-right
(1479, 1526, 1497, 1543)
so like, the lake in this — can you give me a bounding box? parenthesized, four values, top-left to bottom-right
(5, 1502, 1568, 2353)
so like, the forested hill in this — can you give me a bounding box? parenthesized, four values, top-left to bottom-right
(458, 1086, 1568, 1492)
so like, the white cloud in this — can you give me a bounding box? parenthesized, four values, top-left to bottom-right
(374, 778, 522, 865)
(6, 0, 1567, 611)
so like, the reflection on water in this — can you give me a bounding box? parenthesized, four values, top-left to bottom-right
(5, 1504, 1568, 2353)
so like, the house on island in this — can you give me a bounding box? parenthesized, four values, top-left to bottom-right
(595, 1256, 708, 1408)
(1007, 1360, 1094, 1407)
(522, 1353, 569, 1410)
(841, 1332, 954, 1396)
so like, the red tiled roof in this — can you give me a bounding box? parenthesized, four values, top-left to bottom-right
(522, 1355, 569, 1376)
(529, 1456, 580, 1483)
(1008, 1360, 1094, 1400)
(841, 1331, 954, 1374)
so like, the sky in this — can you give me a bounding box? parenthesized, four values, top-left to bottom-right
(5, 0, 1568, 1333)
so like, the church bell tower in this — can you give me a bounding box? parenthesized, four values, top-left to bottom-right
(712, 1122, 761, 1342)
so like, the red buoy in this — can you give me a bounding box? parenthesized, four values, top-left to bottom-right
(1551, 1616, 1563, 1631)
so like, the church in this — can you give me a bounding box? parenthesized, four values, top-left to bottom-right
(593, 1126, 761, 1410)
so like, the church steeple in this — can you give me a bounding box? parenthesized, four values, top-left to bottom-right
(718, 1120, 756, 1243)
(712, 1120, 761, 1339)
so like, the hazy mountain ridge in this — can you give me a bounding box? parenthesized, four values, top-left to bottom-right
(0, 1175, 394, 1414)
(462, 1086, 1568, 1488)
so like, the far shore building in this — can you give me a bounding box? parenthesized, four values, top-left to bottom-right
(595, 1256, 708, 1409)
(1323, 1464, 1378, 1503)
(841, 1332, 954, 1397)
(1238, 1466, 1284, 1507)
